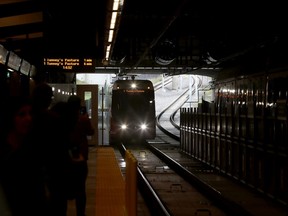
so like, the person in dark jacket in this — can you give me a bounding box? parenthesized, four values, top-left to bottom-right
(31, 83, 69, 216)
(0, 96, 48, 216)
(66, 95, 94, 216)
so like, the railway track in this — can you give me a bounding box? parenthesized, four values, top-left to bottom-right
(113, 82, 288, 216)
(118, 141, 230, 216)
(115, 137, 288, 215)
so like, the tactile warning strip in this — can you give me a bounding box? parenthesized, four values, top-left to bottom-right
(95, 147, 126, 216)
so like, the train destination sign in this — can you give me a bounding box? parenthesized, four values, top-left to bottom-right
(43, 58, 95, 72)
(124, 89, 145, 93)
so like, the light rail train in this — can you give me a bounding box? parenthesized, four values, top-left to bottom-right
(109, 78, 156, 143)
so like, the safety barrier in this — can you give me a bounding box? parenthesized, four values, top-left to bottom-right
(125, 150, 138, 216)
(180, 104, 288, 205)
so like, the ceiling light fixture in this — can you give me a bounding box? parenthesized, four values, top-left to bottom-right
(103, 0, 125, 65)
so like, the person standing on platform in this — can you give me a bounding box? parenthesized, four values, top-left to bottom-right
(0, 96, 48, 216)
(65, 95, 95, 216)
(31, 83, 69, 216)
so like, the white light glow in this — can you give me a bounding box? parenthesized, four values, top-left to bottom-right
(140, 124, 147, 130)
(121, 124, 127, 129)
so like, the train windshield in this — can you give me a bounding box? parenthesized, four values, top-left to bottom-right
(112, 90, 154, 119)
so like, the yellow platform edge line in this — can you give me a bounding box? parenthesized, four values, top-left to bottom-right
(95, 147, 126, 216)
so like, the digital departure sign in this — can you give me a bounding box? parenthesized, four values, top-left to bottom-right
(43, 58, 95, 72)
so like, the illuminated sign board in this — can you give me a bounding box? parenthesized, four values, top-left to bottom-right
(0, 44, 8, 65)
(30, 65, 36, 77)
(43, 58, 95, 72)
(20, 59, 31, 76)
(124, 89, 145, 93)
(8, 51, 21, 71)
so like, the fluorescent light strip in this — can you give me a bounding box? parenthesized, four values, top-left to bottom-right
(105, 0, 124, 61)
(108, 29, 114, 42)
(110, 12, 117, 29)
(113, 0, 119, 10)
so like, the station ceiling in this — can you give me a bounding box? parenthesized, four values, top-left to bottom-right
(1, 0, 288, 78)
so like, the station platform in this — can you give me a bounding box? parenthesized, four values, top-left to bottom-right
(67, 146, 126, 216)
(67, 146, 146, 216)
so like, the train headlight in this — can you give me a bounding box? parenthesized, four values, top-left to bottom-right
(121, 124, 127, 130)
(140, 124, 147, 130)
